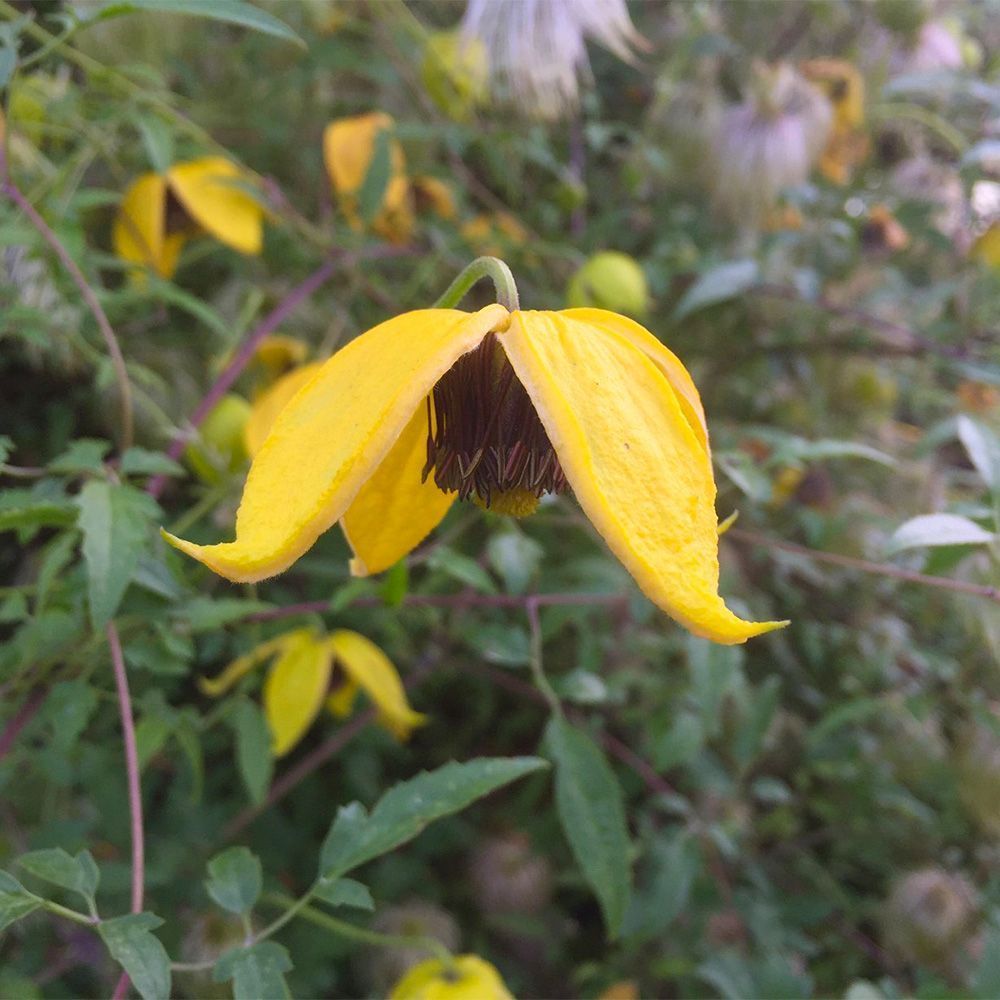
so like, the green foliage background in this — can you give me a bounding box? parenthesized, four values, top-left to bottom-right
(2, 0, 1000, 997)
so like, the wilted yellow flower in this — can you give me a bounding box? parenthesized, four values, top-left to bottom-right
(801, 59, 868, 185)
(390, 954, 513, 1000)
(462, 212, 528, 256)
(253, 335, 310, 383)
(323, 112, 415, 244)
(113, 156, 263, 279)
(411, 176, 458, 222)
(166, 300, 786, 645)
(201, 626, 425, 756)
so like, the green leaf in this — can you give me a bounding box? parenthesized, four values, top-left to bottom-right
(427, 547, 497, 593)
(230, 699, 273, 806)
(98, 913, 171, 1000)
(133, 114, 174, 175)
(0, 436, 13, 465)
(90, 0, 303, 46)
(380, 559, 409, 607)
(205, 847, 262, 916)
(887, 513, 995, 555)
(48, 439, 111, 475)
(0, 890, 41, 933)
(464, 622, 531, 666)
(76, 481, 159, 629)
(357, 126, 394, 224)
(174, 597, 271, 632)
(672, 260, 758, 321)
(320, 756, 548, 879)
(44, 679, 99, 752)
(17, 848, 99, 906)
(0, 501, 77, 534)
(957, 415, 1000, 491)
(119, 448, 185, 479)
(973, 927, 1000, 998)
(545, 716, 631, 938)
(487, 530, 543, 595)
(214, 941, 292, 1000)
(313, 876, 375, 911)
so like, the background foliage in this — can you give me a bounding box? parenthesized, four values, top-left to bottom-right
(2, 0, 1000, 997)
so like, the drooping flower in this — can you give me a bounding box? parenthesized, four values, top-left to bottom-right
(390, 954, 513, 1000)
(252, 334, 310, 383)
(709, 62, 831, 227)
(460, 0, 646, 120)
(200, 626, 425, 756)
(800, 58, 869, 185)
(165, 299, 786, 645)
(244, 360, 324, 458)
(113, 156, 263, 279)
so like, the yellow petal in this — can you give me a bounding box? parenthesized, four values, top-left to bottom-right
(328, 630, 426, 739)
(501, 311, 786, 644)
(973, 225, 1000, 268)
(390, 955, 514, 1000)
(559, 307, 709, 452)
(112, 173, 168, 276)
(198, 631, 298, 697)
(254, 335, 310, 383)
(163, 305, 508, 582)
(411, 175, 457, 220)
(244, 361, 325, 458)
(263, 629, 334, 757)
(341, 404, 454, 576)
(322, 112, 407, 198)
(167, 156, 263, 255)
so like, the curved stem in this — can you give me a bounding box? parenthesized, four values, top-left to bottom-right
(433, 256, 520, 312)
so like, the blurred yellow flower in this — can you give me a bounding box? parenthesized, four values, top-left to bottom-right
(462, 212, 528, 256)
(113, 156, 263, 279)
(390, 955, 513, 1000)
(200, 626, 425, 756)
(411, 176, 458, 221)
(166, 304, 786, 645)
(800, 59, 868, 185)
(972, 224, 1000, 268)
(323, 112, 415, 244)
(253, 335, 310, 383)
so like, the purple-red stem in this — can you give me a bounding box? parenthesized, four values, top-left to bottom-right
(0, 688, 47, 761)
(106, 622, 143, 1000)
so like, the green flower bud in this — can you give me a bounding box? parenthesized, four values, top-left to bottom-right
(566, 251, 650, 317)
(184, 394, 252, 485)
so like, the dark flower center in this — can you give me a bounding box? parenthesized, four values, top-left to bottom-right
(422, 332, 567, 513)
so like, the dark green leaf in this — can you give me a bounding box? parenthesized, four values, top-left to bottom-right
(487, 530, 543, 595)
(48, 439, 111, 475)
(0, 501, 77, 534)
(545, 716, 631, 938)
(98, 913, 171, 1000)
(18, 848, 99, 905)
(464, 622, 531, 666)
(0, 891, 41, 933)
(44, 680, 99, 752)
(320, 757, 548, 879)
(205, 847, 262, 916)
(89, 0, 303, 46)
(313, 877, 374, 911)
(174, 597, 271, 632)
(214, 942, 292, 1000)
(380, 559, 409, 607)
(76, 481, 159, 629)
(231, 700, 273, 806)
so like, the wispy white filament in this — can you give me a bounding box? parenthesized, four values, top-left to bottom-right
(460, 0, 645, 119)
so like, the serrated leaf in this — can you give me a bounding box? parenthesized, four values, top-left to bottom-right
(17, 848, 99, 904)
(119, 448, 185, 479)
(320, 757, 547, 879)
(887, 513, 995, 555)
(48, 439, 111, 475)
(98, 913, 171, 1000)
(90, 0, 303, 46)
(545, 716, 631, 938)
(357, 126, 394, 224)
(313, 877, 374, 911)
(231, 699, 273, 806)
(213, 942, 292, 1000)
(673, 260, 758, 321)
(76, 482, 159, 629)
(205, 847, 262, 916)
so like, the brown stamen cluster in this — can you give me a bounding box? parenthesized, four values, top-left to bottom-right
(422, 333, 567, 508)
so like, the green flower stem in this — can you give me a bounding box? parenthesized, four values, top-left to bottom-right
(526, 598, 563, 716)
(261, 892, 455, 967)
(433, 256, 521, 312)
(40, 897, 98, 926)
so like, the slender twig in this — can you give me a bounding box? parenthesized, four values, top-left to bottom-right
(729, 527, 1000, 603)
(247, 590, 627, 624)
(525, 596, 561, 714)
(106, 623, 143, 1000)
(0, 688, 47, 762)
(0, 148, 134, 450)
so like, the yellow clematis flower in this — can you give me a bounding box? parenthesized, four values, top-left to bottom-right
(166, 298, 786, 645)
(390, 955, 513, 1000)
(323, 112, 415, 244)
(800, 59, 868, 185)
(113, 156, 263, 279)
(253, 334, 310, 383)
(972, 224, 1000, 268)
(200, 626, 425, 756)
(244, 360, 324, 457)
